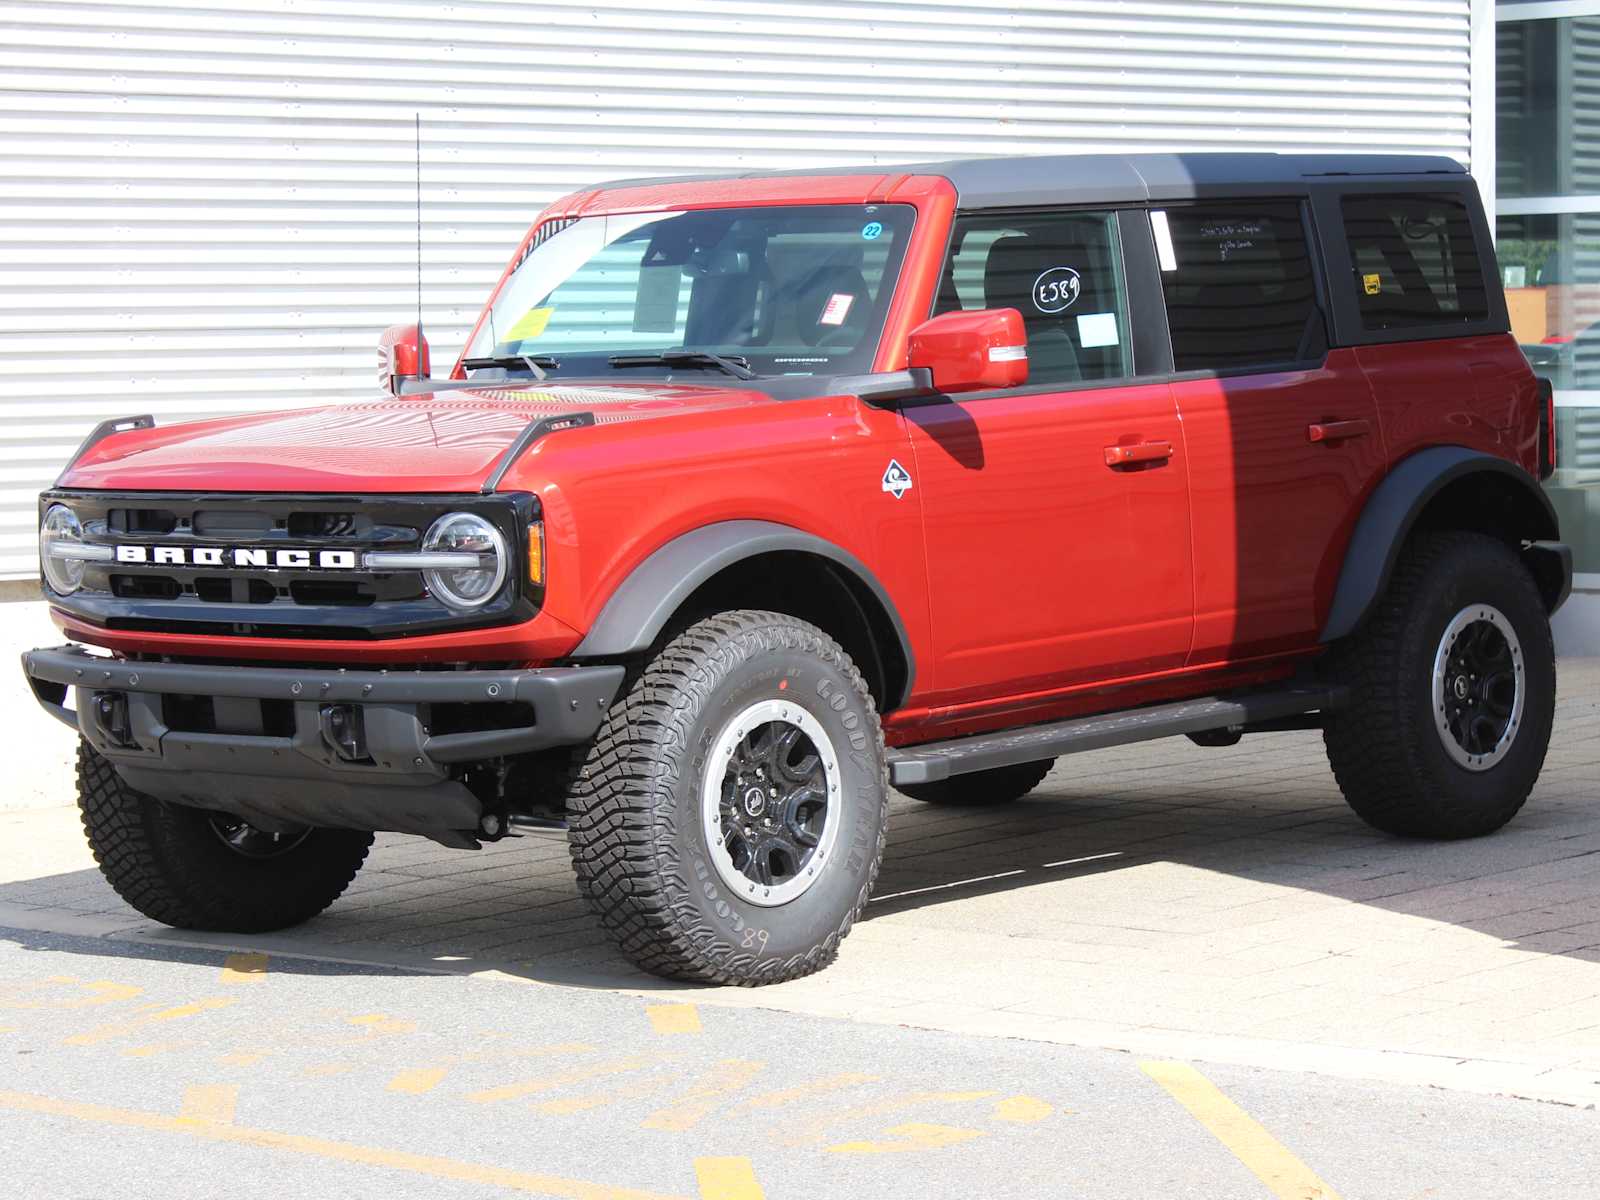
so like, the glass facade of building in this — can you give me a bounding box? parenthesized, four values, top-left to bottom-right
(1497, 5, 1600, 581)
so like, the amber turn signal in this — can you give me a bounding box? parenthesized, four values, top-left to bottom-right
(528, 522, 544, 586)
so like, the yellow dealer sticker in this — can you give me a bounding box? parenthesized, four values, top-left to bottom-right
(506, 306, 553, 340)
(1362, 273, 1382, 295)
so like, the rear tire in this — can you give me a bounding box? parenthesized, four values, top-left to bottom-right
(897, 759, 1055, 806)
(1323, 532, 1555, 839)
(77, 741, 373, 931)
(567, 611, 889, 985)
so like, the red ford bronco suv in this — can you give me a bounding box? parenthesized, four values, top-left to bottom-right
(22, 153, 1571, 985)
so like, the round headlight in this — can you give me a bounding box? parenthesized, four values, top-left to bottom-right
(421, 512, 507, 610)
(40, 504, 86, 595)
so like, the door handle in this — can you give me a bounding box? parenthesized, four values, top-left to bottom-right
(1104, 441, 1174, 468)
(1307, 419, 1372, 444)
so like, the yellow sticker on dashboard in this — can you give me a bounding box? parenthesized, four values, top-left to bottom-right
(1363, 273, 1382, 295)
(506, 306, 553, 340)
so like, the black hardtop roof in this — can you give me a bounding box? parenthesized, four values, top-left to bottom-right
(597, 151, 1469, 209)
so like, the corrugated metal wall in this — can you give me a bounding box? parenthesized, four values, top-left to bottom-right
(0, 0, 1474, 576)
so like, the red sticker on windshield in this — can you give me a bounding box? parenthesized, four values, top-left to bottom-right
(819, 293, 854, 326)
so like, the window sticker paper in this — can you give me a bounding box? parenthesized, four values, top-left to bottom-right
(1077, 311, 1120, 348)
(1150, 210, 1178, 272)
(633, 265, 682, 333)
(506, 306, 554, 340)
(819, 293, 855, 326)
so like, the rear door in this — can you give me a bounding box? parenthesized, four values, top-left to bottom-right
(1154, 199, 1388, 663)
(904, 207, 1194, 708)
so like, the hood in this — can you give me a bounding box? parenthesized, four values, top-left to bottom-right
(58, 380, 772, 493)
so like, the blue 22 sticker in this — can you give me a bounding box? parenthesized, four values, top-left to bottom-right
(861, 221, 883, 241)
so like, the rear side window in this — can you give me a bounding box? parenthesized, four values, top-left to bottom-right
(1154, 201, 1325, 372)
(1341, 193, 1488, 330)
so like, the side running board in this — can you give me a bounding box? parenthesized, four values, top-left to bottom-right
(887, 684, 1347, 787)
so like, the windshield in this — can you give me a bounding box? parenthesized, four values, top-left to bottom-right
(463, 203, 915, 378)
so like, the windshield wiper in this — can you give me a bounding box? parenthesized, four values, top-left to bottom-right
(608, 351, 756, 381)
(462, 354, 560, 380)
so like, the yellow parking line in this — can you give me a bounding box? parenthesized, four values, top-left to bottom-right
(737, 1072, 877, 1111)
(218, 1052, 269, 1068)
(537, 1075, 671, 1116)
(993, 1094, 1053, 1123)
(693, 1157, 764, 1200)
(642, 1060, 765, 1133)
(777, 1090, 994, 1148)
(1141, 1062, 1342, 1200)
(468, 1055, 661, 1105)
(346, 1013, 418, 1036)
(646, 1004, 702, 1035)
(179, 1084, 238, 1125)
(219, 953, 268, 983)
(3, 979, 144, 1010)
(828, 1122, 986, 1155)
(65, 997, 235, 1046)
(0, 1088, 687, 1200)
(388, 1067, 450, 1095)
(122, 1044, 178, 1059)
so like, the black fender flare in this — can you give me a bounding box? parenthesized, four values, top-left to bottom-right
(570, 520, 917, 708)
(1321, 446, 1566, 642)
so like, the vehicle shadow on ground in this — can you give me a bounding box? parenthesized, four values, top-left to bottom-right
(2, 662, 1596, 994)
(3, 710, 1600, 998)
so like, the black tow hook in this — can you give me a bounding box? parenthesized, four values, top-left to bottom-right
(92, 691, 135, 748)
(319, 704, 370, 763)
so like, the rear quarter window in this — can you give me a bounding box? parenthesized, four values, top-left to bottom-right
(1341, 193, 1489, 331)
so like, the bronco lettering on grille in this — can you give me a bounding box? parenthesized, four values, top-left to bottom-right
(113, 545, 359, 570)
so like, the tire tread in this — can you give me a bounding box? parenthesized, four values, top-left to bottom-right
(1323, 531, 1555, 839)
(567, 610, 888, 986)
(77, 741, 371, 932)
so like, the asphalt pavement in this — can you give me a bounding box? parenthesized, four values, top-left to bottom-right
(3, 928, 1598, 1200)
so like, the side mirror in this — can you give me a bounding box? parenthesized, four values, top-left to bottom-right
(906, 308, 1029, 393)
(378, 323, 431, 395)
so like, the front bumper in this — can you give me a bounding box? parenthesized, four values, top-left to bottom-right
(22, 644, 624, 838)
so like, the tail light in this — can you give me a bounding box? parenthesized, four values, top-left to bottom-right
(1536, 376, 1556, 482)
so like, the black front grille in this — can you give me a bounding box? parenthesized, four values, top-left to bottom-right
(45, 490, 539, 640)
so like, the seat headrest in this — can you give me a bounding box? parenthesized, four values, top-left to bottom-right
(983, 235, 1095, 321)
(795, 264, 871, 346)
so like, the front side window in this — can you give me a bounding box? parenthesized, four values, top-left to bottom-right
(1341, 193, 1489, 331)
(463, 204, 914, 378)
(1155, 200, 1324, 371)
(934, 210, 1132, 387)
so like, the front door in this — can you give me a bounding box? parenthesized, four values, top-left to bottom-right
(905, 208, 1194, 709)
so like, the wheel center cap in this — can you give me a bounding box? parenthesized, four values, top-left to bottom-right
(742, 787, 767, 817)
(1452, 675, 1470, 701)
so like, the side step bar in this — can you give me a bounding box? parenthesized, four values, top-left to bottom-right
(887, 684, 1347, 787)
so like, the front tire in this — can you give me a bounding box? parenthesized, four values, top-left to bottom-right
(77, 741, 373, 931)
(1323, 532, 1556, 839)
(567, 611, 889, 985)
(897, 759, 1055, 806)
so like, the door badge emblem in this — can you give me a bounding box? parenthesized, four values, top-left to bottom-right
(881, 459, 913, 499)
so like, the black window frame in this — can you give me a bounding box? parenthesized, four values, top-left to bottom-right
(1312, 179, 1508, 347)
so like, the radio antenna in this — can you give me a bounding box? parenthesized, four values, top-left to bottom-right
(414, 112, 423, 337)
